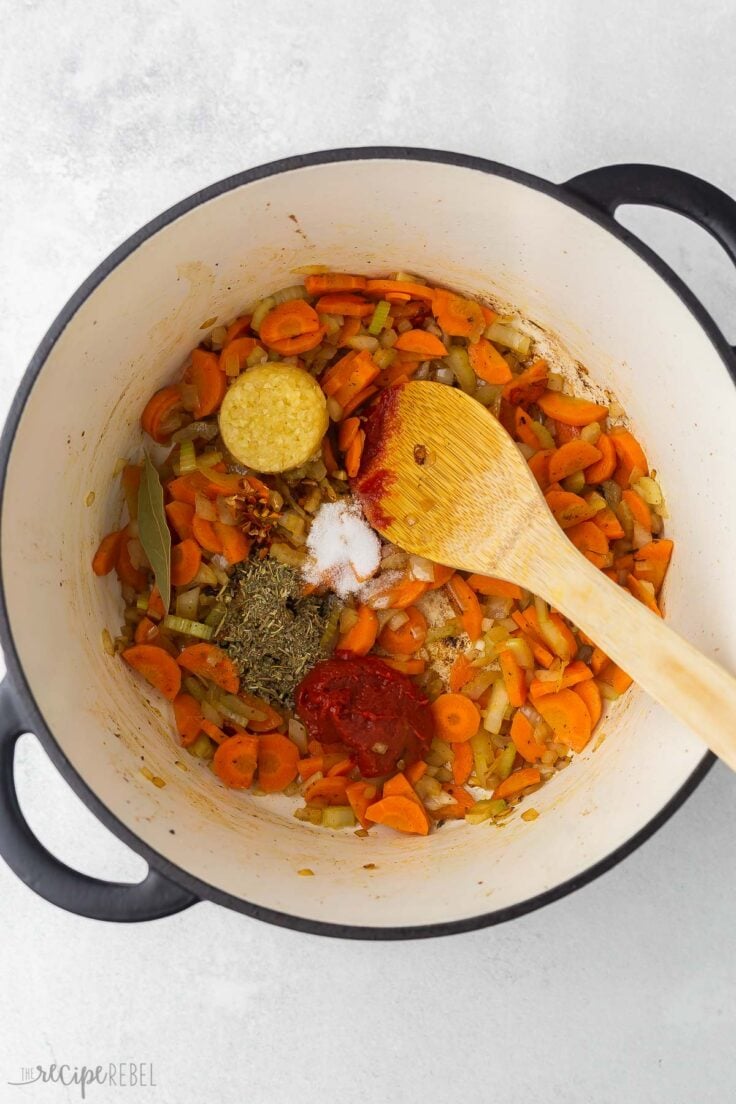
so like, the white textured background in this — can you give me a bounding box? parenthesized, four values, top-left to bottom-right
(2, 2, 736, 1102)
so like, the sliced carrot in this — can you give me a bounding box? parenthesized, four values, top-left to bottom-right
(260, 299, 320, 347)
(466, 574, 523, 600)
(304, 775, 350, 805)
(134, 616, 159, 646)
(239, 692, 283, 732)
(537, 390, 608, 426)
(545, 488, 598, 529)
(468, 337, 512, 384)
(452, 740, 474, 785)
(141, 386, 183, 443)
(374, 577, 429, 610)
(610, 427, 649, 486)
(553, 420, 582, 445)
(573, 679, 602, 728)
(148, 585, 166, 620)
(338, 416, 361, 452)
(449, 653, 474, 693)
(213, 522, 251, 566)
(329, 351, 380, 409)
(297, 755, 324, 780)
(584, 433, 617, 483)
(338, 315, 362, 346)
(431, 692, 481, 743)
(314, 293, 373, 317)
(527, 448, 554, 491)
(344, 429, 366, 478)
(321, 434, 339, 475)
(123, 644, 182, 701)
(365, 279, 434, 302)
(383, 772, 419, 799)
(405, 760, 427, 785)
(598, 661, 633, 696)
(425, 563, 455, 590)
(535, 689, 592, 753)
(626, 573, 662, 616)
(177, 643, 240, 693)
(115, 532, 149, 592)
(192, 515, 223, 554)
(432, 288, 485, 340)
(173, 692, 205, 747)
(257, 732, 299, 792)
(224, 315, 252, 343)
(341, 385, 379, 420)
(345, 781, 378, 829)
(201, 718, 229, 745)
(566, 520, 610, 569)
(515, 408, 545, 451)
(267, 326, 325, 356)
(548, 440, 603, 484)
(219, 336, 259, 376)
(494, 767, 541, 800)
(171, 539, 202, 587)
(393, 329, 447, 357)
(529, 660, 594, 699)
(380, 656, 426, 675)
(92, 529, 125, 576)
(501, 359, 549, 405)
(508, 712, 544, 764)
(378, 606, 427, 655)
(327, 757, 354, 777)
(499, 649, 527, 707)
(590, 646, 609, 676)
(186, 349, 227, 418)
(337, 604, 379, 657)
(622, 489, 652, 533)
(592, 505, 625, 540)
(633, 539, 673, 594)
(305, 273, 367, 295)
(213, 732, 259, 789)
(365, 794, 429, 835)
(447, 574, 483, 642)
(165, 501, 195, 542)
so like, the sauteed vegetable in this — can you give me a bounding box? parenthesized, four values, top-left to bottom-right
(93, 269, 673, 835)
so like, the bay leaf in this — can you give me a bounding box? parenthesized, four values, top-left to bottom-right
(138, 455, 171, 610)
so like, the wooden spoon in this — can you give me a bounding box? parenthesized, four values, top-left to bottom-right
(356, 381, 736, 768)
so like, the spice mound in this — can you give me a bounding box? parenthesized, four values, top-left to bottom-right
(216, 558, 337, 705)
(295, 656, 435, 777)
(302, 498, 381, 598)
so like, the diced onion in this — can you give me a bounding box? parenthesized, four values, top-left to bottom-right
(632, 520, 651, 549)
(216, 496, 237, 525)
(388, 610, 409, 631)
(581, 421, 602, 445)
(408, 554, 435, 582)
(272, 285, 309, 305)
(288, 718, 308, 755)
(633, 476, 663, 507)
(483, 320, 531, 356)
(446, 346, 476, 394)
(250, 296, 276, 333)
(194, 493, 217, 521)
(346, 335, 379, 352)
(322, 806, 356, 829)
(175, 587, 201, 621)
(434, 366, 454, 385)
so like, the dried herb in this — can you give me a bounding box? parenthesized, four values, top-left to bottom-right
(216, 558, 337, 705)
(138, 455, 171, 610)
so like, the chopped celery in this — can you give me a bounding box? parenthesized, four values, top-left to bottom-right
(250, 296, 276, 333)
(178, 439, 197, 475)
(495, 742, 517, 781)
(136, 592, 150, 612)
(483, 320, 531, 357)
(562, 471, 586, 494)
(470, 731, 493, 785)
(446, 346, 475, 393)
(188, 733, 214, 759)
(483, 679, 510, 734)
(466, 798, 507, 824)
(204, 603, 227, 628)
(368, 300, 392, 335)
(322, 806, 356, 830)
(184, 676, 207, 701)
(197, 451, 223, 471)
(162, 615, 213, 640)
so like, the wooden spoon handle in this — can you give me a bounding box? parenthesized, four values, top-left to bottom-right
(516, 527, 736, 769)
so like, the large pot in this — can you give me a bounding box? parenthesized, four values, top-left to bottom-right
(1, 149, 735, 938)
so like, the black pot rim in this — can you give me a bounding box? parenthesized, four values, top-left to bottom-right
(0, 146, 723, 939)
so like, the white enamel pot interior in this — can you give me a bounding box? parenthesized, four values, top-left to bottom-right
(2, 150, 735, 936)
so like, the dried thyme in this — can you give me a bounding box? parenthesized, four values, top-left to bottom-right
(215, 558, 338, 706)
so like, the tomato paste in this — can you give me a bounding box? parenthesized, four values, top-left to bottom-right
(295, 655, 435, 777)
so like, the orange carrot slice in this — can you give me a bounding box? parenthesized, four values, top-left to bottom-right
(468, 337, 512, 384)
(314, 293, 373, 317)
(494, 767, 541, 799)
(432, 288, 485, 340)
(393, 329, 447, 357)
(141, 386, 184, 444)
(364, 795, 429, 835)
(337, 604, 379, 657)
(537, 390, 608, 426)
(447, 574, 483, 641)
(584, 433, 617, 483)
(566, 520, 610, 569)
(305, 273, 367, 295)
(535, 689, 592, 753)
(123, 644, 182, 701)
(431, 693, 481, 743)
(187, 349, 226, 418)
(213, 733, 259, 789)
(378, 605, 427, 655)
(548, 440, 603, 484)
(92, 530, 125, 576)
(258, 733, 299, 792)
(509, 711, 546, 763)
(177, 643, 240, 693)
(573, 679, 602, 728)
(529, 660, 594, 699)
(173, 692, 205, 746)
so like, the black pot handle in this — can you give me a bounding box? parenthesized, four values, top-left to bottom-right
(0, 678, 198, 921)
(564, 164, 736, 356)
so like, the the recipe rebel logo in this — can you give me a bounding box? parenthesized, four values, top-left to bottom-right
(7, 1062, 156, 1098)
